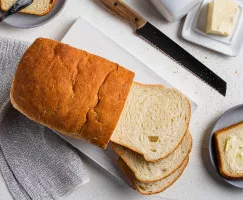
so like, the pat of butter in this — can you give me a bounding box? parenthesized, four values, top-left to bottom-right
(225, 136, 243, 172)
(206, 0, 238, 36)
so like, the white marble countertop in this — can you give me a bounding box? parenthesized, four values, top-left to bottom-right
(1, 0, 243, 199)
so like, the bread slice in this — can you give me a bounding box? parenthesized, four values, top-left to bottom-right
(215, 121, 243, 179)
(10, 38, 135, 149)
(0, 0, 56, 16)
(117, 156, 189, 195)
(111, 82, 191, 162)
(112, 131, 192, 182)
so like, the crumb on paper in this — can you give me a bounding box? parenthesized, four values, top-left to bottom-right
(235, 70, 240, 75)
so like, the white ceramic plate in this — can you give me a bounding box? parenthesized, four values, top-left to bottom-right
(0, 0, 67, 28)
(209, 104, 243, 188)
(182, 0, 243, 56)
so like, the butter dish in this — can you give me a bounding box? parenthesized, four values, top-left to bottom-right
(182, 0, 243, 56)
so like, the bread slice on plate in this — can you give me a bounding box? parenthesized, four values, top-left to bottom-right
(117, 156, 189, 195)
(215, 121, 243, 179)
(0, 0, 56, 16)
(112, 131, 192, 182)
(111, 82, 191, 162)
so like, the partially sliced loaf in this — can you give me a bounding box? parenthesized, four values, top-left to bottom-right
(117, 156, 189, 195)
(215, 121, 243, 179)
(111, 82, 191, 162)
(10, 38, 135, 149)
(112, 131, 192, 182)
(1, 0, 56, 16)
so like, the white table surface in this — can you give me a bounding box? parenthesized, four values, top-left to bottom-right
(0, 0, 243, 200)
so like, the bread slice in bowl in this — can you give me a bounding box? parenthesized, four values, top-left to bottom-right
(215, 121, 243, 179)
(0, 0, 56, 16)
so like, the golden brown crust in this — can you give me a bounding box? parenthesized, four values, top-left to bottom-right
(214, 121, 243, 138)
(214, 121, 243, 179)
(132, 82, 165, 88)
(48, 0, 56, 14)
(0, 0, 56, 16)
(10, 38, 134, 148)
(214, 133, 225, 177)
(111, 84, 191, 162)
(112, 132, 192, 183)
(117, 156, 189, 195)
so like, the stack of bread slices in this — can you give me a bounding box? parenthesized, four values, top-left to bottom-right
(111, 82, 192, 195)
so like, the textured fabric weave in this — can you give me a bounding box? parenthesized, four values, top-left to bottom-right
(0, 37, 90, 200)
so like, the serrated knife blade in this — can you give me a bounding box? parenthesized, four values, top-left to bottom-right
(99, 0, 227, 96)
(136, 22, 226, 96)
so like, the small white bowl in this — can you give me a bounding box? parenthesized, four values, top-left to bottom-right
(150, 0, 203, 22)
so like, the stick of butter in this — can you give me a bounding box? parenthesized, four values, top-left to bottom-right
(206, 0, 238, 36)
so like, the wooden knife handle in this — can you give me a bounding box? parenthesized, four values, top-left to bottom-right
(99, 0, 147, 29)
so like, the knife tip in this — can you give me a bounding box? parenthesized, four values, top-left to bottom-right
(218, 83, 227, 97)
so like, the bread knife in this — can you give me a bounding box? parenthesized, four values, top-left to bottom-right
(99, 0, 227, 96)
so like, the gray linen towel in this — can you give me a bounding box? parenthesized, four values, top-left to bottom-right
(0, 37, 90, 200)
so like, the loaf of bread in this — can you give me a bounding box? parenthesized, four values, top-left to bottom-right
(10, 38, 135, 148)
(112, 131, 192, 182)
(1, 0, 56, 16)
(215, 121, 243, 179)
(117, 156, 189, 195)
(111, 82, 191, 162)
